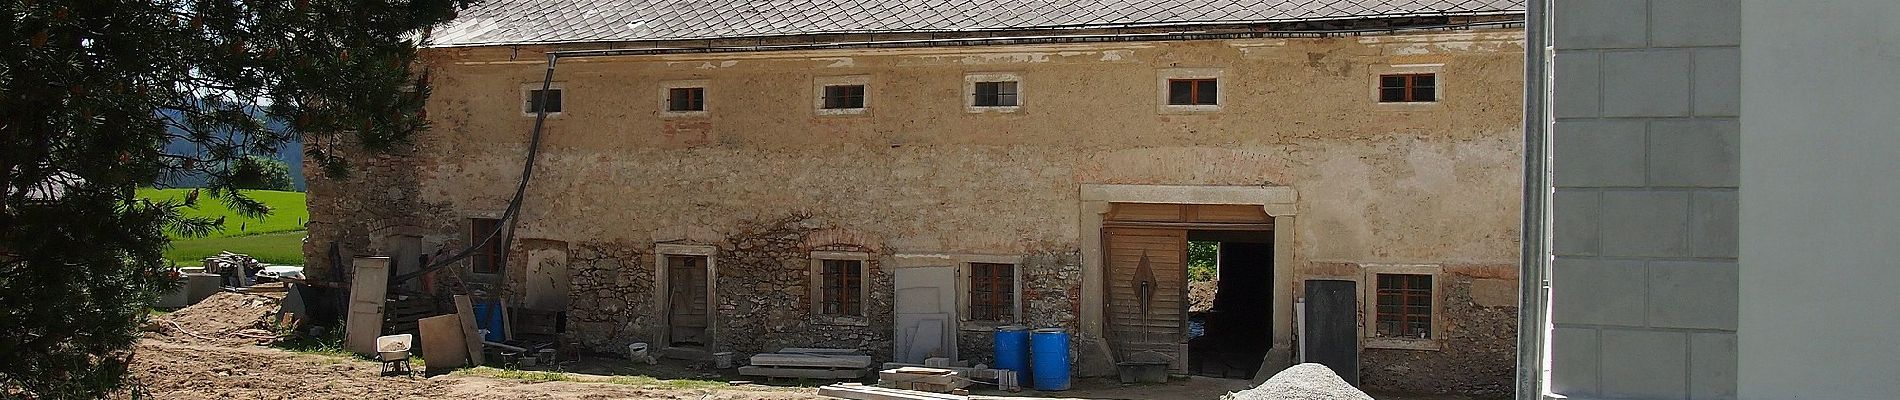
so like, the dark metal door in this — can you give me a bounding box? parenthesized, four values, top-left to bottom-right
(1303, 279, 1359, 386)
(667, 255, 708, 346)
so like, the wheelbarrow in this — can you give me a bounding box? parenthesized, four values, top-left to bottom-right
(376, 334, 415, 377)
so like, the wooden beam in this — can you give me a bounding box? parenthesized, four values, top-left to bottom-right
(818, 384, 964, 400)
(737, 366, 866, 379)
(453, 295, 485, 366)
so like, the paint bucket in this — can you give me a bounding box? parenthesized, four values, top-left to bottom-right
(627, 342, 649, 362)
(993, 325, 1031, 380)
(1030, 328, 1071, 391)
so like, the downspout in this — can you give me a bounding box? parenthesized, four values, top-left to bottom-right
(1514, 0, 1552, 399)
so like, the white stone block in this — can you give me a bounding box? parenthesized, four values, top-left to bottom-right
(1555, 0, 1649, 49)
(1691, 190, 1739, 258)
(1600, 191, 1691, 257)
(1554, 189, 1602, 256)
(1649, 118, 1739, 187)
(1601, 330, 1688, 399)
(1602, 50, 1694, 117)
(1694, 47, 1741, 117)
(1555, 119, 1647, 187)
(1647, 260, 1739, 330)
(1555, 51, 1602, 118)
(1550, 327, 1601, 397)
(1651, 0, 1740, 47)
(1690, 333, 1738, 400)
(1553, 258, 1647, 326)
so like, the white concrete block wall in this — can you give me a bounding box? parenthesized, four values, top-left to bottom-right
(1550, 0, 1739, 398)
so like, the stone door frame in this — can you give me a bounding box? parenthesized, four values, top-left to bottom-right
(654, 243, 718, 350)
(1077, 184, 1298, 375)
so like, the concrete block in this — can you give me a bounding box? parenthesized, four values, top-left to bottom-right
(1693, 47, 1741, 117)
(1554, 51, 1602, 118)
(1554, 0, 1648, 49)
(1602, 50, 1694, 117)
(1554, 120, 1647, 187)
(1553, 189, 1602, 256)
(1600, 191, 1691, 257)
(1649, 119, 1739, 187)
(1601, 330, 1688, 399)
(1690, 333, 1738, 400)
(1691, 190, 1739, 258)
(1552, 258, 1647, 326)
(1647, 260, 1739, 330)
(1549, 327, 1600, 397)
(1651, 0, 1740, 47)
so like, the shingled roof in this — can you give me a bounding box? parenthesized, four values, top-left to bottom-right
(429, 0, 1525, 47)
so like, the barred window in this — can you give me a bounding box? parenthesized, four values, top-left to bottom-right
(668, 87, 705, 111)
(1379, 73, 1436, 103)
(969, 263, 1016, 321)
(820, 259, 863, 316)
(1167, 78, 1218, 106)
(1374, 273, 1433, 339)
(526, 88, 563, 113)
(973, 81, 1019, 107)
(822, 85, 865, 109)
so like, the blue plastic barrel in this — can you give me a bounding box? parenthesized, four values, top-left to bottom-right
(472, 301, 506, 342)
(993, 325, 1031, 379)
(1030, 328, 1071, 391)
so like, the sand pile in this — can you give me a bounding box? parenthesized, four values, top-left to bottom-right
(149, 290, 283, 345)
(1222, 363, 1372, 400)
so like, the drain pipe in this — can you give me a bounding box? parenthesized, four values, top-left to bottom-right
(1514, 0, 1552, 399)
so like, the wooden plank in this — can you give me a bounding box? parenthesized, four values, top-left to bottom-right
(1187, 204, 1271, 224)
(819, 384, 962, 400)
(418, 314, 467, 372)
(453, 295, 485, 366)
(345, 257, 390, 356)
(738, 366, 866, 379)
(750, 353, 874, 368)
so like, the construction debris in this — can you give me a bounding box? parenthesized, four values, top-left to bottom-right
(740, 348, 872, 380)
(878, 367, 970, 393)
(1221, 363, 1373, 400)
(819, 383, 964, 400)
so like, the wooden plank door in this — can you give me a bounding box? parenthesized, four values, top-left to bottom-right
(1303, 279, 1360, 386)
(667, 255, 709, 346)
(894, 266, 957, 363)
(345, 256, 391, 356)
(1103, 227, 1188, 370)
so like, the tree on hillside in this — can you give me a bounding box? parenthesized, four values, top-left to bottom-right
(232, 155, 295, 191)
(0, 0, 468, 396)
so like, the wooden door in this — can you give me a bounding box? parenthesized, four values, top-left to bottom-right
(666, 255, 709, 346)
(1104, 227, 1188, 369)
(1303, 279, 1360, 386)
(345, 257, 391, 356)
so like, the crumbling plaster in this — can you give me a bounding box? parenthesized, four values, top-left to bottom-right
(307, 28, 1524, 394)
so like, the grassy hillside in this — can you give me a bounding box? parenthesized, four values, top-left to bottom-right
(139, 188, 308, 265)
(138, 188, 308, 238)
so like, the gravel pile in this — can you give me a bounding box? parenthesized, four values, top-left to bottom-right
(1221, 363, 1373, 400)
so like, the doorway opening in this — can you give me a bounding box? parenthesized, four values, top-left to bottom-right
(1185, 230, 1274, 379)
(666, 254, 710, 348)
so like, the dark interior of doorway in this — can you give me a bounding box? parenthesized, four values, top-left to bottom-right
(1186, 230, 1273, 379)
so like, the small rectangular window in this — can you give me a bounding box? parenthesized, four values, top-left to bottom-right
(526, 88, 563, 113)
(969, 263, 1016, 322)
(1167, 79, 1218, 106)
(973, 81, 1019, 107)
(1374, 273, 1433, 339)
(820, 259, 863, 316)
(1379, 73, 1436, 103)
(668, 87, 704, 112)
(470, 218, 504, 274)
(823, 85, 865, 109)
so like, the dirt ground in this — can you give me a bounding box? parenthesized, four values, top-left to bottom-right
(130, 291, 1488, 400)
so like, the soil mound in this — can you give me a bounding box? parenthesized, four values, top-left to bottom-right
(149, 290, 283, 346)
(1222, 363, 1372, 400)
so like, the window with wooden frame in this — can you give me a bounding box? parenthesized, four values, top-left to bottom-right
(972, 81, 1019, 107)
(819, 259, 864, 316)
(822, 85, 865, 109)
(525, 88, 563, 113)
(1374, 273, 1434, 339)
(1379, 73, 1436, 103)
(1167, 78, 1218, 106)
(968, 263, 1016, 322)
(469, 218, 503, 274)
(667, 87, 704, 112)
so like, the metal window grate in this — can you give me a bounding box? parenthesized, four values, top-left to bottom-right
(823, 84, 865, 109)
(821, 259, 863, 315)
(1168, 78, 1218, 105)
(1379, 73, 1436, 102)
(668, 87, 705, 111)
(969, 263, 1015, 321)
(1375, 273, 1432, 339)
(973, 81, 1019, 107)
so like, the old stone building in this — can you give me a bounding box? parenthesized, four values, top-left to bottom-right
(305, 0, 1527, 394)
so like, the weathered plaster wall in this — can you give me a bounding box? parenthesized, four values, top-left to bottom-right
(306, 28, 1524, 394)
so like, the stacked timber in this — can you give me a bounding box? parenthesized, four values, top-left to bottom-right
(738, 348, 872, 380)
(878, 367, 970, 393)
